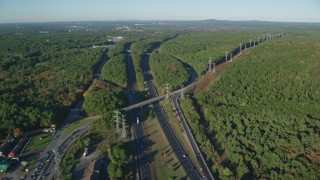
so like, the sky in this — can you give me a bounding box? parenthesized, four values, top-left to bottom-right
(0, 0, 319, 23)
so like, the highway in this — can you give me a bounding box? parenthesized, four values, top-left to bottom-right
(141, 48, 203, 179)
(125, 45, 151, 180)
(173, 94, 214, 180)
(171, 58, 214, 180)
(42, 125, 90, 180)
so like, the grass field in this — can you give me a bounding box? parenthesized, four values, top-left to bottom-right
(61, 116, 97, 139)
(23, 133, 53, 154)
(160, 101, 202, 171)
(142, 109, 188, 180)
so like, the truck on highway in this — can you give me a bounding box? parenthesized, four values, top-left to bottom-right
(83, 148, 88, 157)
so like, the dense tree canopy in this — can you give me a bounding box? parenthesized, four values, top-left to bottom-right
(160, 32, 260, 75)
(149, 51, 190, 93)
(100, 54, 128, 88)
(189, 36, 320, 179)
(131, 38, 163, 91)
(108, 141, 133, 179)
(82, 80, 125, 116)
(0, 30, 107, 140)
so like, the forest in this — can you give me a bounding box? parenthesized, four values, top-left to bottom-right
(160, 32, 261, 75)
(107, 141, 134, 179)
(0, 29, 109, 141)
(82, 80, 125, 116)
(131, 37, 163, 91)
(149, 50, 190, 93)
(181, 32, 320, 179)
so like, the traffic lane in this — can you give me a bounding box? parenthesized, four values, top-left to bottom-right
(40, 126, 89, 179)
(133, 112, 151, 180)
(142, 52, 200, 179)
(126, 45, 151, 179)
(153, 102, 202, 179)
(136, 126, 150, 180)
(173, 95, 212, 179)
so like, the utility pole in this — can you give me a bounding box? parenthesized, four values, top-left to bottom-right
(208, 57, 212, 72)
(165, 84, 170, 99)
(250, 39, 252, 47)
(244, 43, 247, 51)
(239, 43, 242, 52)
(225, 51, 228, 62)
(212, 62, 216, 73)
(121, 114, 127, 138)
(230, 53, 233, 62)
(181, 85, 185, 99)
(114, 110, 121, 134)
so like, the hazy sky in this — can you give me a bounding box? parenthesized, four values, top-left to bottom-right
(0, 0, 319, 23)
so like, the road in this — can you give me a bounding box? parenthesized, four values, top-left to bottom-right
(43, 125, 90, 180)
(173, 94, 214, 180)
(141, 48, 203, 179)
(125, 45, 151, 180)
(172, 57, 214, 179)
(25, 51, 109, 180)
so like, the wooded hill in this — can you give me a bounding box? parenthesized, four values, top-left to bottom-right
(181, 31, 320, 179)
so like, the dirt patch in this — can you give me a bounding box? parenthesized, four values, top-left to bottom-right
(194, 51, 245, 94)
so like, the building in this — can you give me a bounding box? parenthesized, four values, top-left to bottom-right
(0, 142, 10, 157)
(0, 161, 10, 172)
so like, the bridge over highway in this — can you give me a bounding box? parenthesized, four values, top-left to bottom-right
(121, 82, 196, 111)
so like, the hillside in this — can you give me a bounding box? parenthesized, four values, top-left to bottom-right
(181, 31, 320, 179)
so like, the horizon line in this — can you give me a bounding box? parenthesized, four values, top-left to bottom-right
(1, 18, 320, 25)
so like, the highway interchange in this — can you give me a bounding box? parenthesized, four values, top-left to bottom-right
(2, 33, 281, 180)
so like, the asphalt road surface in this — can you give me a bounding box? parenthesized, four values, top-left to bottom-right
(125, 46, 151, 180)
(141, 49, 204, 180)
(173, 58, 214, 179)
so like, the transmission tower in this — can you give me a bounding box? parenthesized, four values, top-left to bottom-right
(181, 85, 185, 99)
(121, 114, 127, 138)
(212, 62, 216, 73)
(225, 51, 228, 62)
(239, 43, 242, 52)
(230, 53, 233, 62)
(250, 39, 252, 47)
(244, 43, 247, 51)
(208, 57, 212, 72)
(114, 110, 121, 134)
(165, 84, 170, 99)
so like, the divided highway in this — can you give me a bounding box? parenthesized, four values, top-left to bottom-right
(141, 48, 204, 179)
(173, 94, 214, 180)
(172, 58, 214, 180)
(125, 46, 151, 180)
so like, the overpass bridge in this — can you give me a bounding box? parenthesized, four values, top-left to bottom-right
(121, 81, 196, 111)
